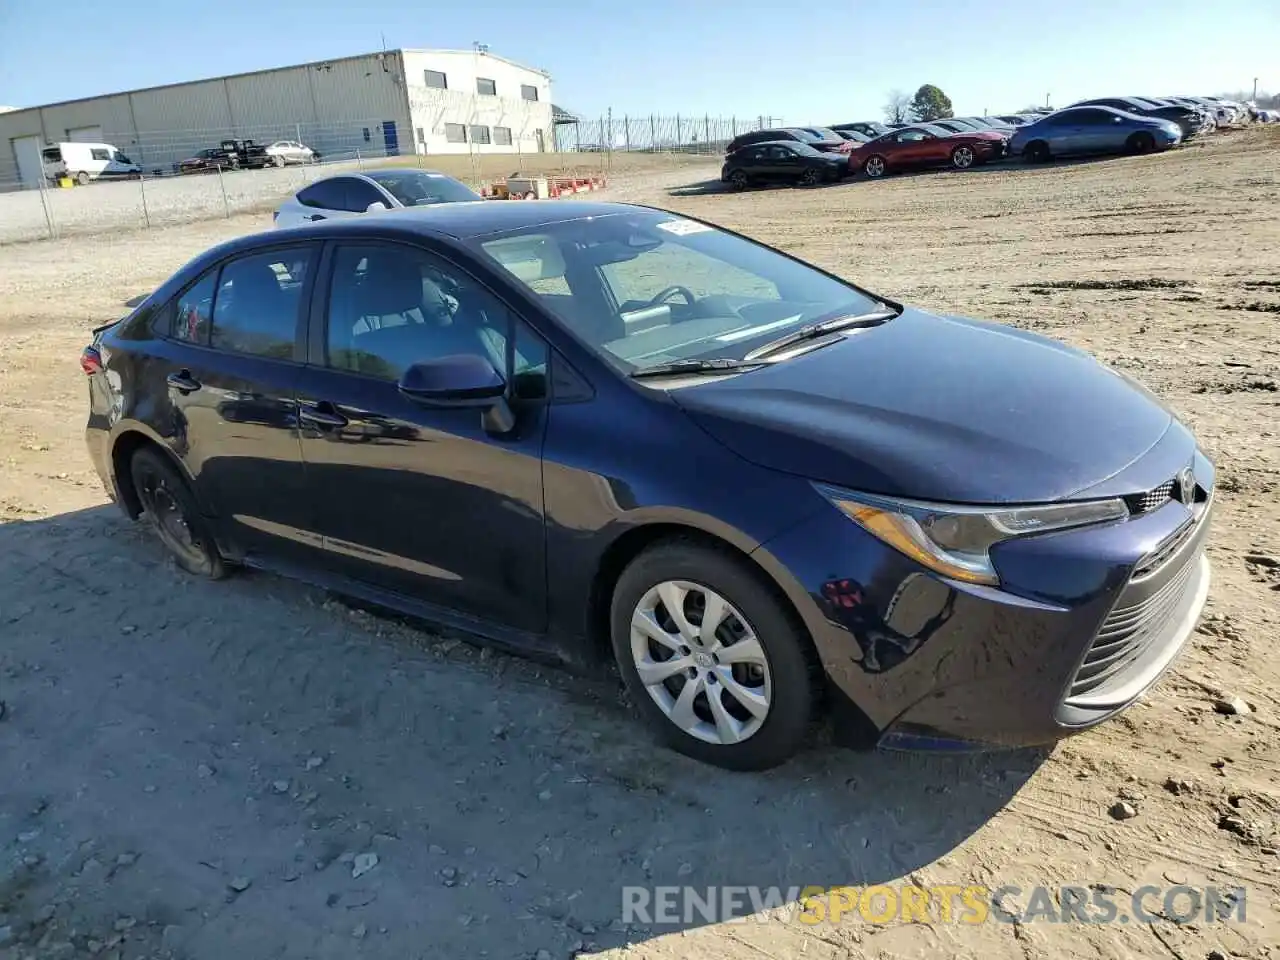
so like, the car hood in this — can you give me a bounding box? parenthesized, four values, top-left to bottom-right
(672, 308, 1174, 504)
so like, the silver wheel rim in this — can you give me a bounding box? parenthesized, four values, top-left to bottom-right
(866, 158, 884, 176)
(630, 580, 772, 745)
(954, 147, 973, 167)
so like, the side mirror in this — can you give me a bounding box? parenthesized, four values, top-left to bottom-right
(366, 201, 388, 213)
(397, 354, 507, 407)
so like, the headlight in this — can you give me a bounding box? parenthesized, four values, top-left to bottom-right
(816, 485, 1129, 586)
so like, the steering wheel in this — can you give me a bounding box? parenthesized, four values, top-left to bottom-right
(644, 285, 696, 308)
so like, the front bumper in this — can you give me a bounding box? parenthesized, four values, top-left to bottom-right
(753, 447, 1213, 751)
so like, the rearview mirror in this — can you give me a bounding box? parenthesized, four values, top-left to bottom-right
(366, 201, 388, 213)
(398, 354, 507, 407)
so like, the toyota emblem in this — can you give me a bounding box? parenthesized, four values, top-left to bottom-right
(1177, 467, 1195, 505)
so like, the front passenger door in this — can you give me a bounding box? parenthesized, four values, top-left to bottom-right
(295, 241, 550, 633)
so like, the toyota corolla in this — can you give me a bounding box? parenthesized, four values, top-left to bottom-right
(81, 201, 1213, 770)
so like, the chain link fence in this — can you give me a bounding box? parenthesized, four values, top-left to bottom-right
(0, 113, 789, 244)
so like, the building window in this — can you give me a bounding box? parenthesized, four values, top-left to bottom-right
(444, 123, 467, 143)
(416, 127, 425, 143)
(362, 127, 371, 142)
(520, 84, 539, 102)
(476, 77, 496, 96)
(424, 69, 448, 89)
(493, 126, 513, 146)
(470, 125, 491, 145)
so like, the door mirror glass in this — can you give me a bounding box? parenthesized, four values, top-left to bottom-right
(398, 354, 507, 406)
(366, 200, 388, 213)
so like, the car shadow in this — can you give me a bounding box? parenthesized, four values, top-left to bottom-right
(0, 505, 1047, 957)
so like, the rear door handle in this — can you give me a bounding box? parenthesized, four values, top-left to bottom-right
(166, 370, 201, 393)
(299, 404, 348, 428)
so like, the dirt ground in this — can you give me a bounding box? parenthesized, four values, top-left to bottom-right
(1, 129, 1278, 960)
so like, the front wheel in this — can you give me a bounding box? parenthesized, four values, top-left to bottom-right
(1127, 131, 1155, 154)
(799, 167, 822, 186)
(610, 540, 820, 770)
(951, 145, 975, 169)
(727, 169, 749, 191)
(863, 155, 887, 178)
(273, 155, 286, 168)
(1023, 140, 1051, 163)
(130, 447, 226, 579)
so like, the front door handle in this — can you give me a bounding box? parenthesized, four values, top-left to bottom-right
(166, 370, 201, 394)
(306, 214, 327, 221)
(299, 404, 348, 428)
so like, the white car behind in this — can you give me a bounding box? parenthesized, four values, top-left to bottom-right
(264, 140, 317, 166)
(273, 168, 481, 228)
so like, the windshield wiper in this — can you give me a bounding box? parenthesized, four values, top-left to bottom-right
(743, 306, 898, 362)
(630, 357, 770, 380)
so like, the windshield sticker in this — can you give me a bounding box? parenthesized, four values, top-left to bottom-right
(716, 315, 804, 342)
(656, 219, 715, 236)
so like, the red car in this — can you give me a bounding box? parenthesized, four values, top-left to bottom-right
(847, 123, 1009, 178)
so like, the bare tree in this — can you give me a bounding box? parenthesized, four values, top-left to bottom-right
(884, 90, 911, 124)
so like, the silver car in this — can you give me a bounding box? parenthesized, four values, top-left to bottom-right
(1009, 106, 1182, 162)
(273, 168, 481, 228)
(264, 140, 317, 166)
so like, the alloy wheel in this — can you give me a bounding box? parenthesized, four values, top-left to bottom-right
(800, 168, 821, 186)
(864, 156, 886, 178)
(953, 146, 974, 168)
(629, 580, 772, 745)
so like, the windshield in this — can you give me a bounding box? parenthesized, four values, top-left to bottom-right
(365, 170, 480, 206)
(42, 147, 62, 162)
(917, 123, 955, 136)
(473, 211, 882, 373)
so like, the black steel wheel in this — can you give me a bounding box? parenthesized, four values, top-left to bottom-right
(130, 447, 226, 579)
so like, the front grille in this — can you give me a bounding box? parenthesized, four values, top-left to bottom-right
(1124, 480, 1174, 515)
(1068, 549, 1198, 700)
(1132, 517, 1197, 578)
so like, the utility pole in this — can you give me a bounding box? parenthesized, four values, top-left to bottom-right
(1253, 77, 1258, 100)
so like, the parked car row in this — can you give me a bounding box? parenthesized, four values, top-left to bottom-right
(175, 138, 318, 175)
(721, 91, 1258, 190)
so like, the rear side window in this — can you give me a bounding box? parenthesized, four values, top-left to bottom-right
(91, 148, 110, 161)
(210, 247, 314, 359)
(297, 179, 347, 210)
(170, 272, 218, 344)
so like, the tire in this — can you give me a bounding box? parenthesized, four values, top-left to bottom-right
(727, 169, 749, 191)
(799, 167, 822, 186)
(609, 539, 820, 771)
(1127, 131, 1155, 154)
(75, 171, 90, 186)
(950, 145, 975, 169)
(862, 155, 887, 178)
(273, 155, 286, 168)
(1023, 140, 1050, 163)
(129, 446, 226, 579)
(229, 158, 240, 170)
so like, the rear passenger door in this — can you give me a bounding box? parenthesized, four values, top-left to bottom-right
(147, 244, 320, 563)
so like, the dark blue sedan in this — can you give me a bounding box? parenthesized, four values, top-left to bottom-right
(82, 201, 1213, 770)
(1010, 105, 1183, 161)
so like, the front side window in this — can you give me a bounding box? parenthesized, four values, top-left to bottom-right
(326, 244, 518, 386)
(897, 129, 929, 142)
(475, 212, 880, 373)
(170, 272, 218, 344)
(365, 170, 480, 206)
(211, 247, 314, 358)
(91, 148, 110, 161)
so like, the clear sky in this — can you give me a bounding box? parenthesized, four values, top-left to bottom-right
(1, 0, 1276, 120)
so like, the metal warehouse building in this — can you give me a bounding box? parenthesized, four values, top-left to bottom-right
(0, 48, 555, 189)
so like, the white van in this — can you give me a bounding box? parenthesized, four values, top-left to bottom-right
(41, 142, 141, 185)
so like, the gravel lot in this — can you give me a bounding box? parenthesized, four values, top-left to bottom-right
(1, 130, 1278, 960)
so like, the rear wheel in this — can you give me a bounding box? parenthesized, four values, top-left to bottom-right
(1023, 140, 1051, 163)
(130, 447, 226, 579)
(610, 540, 820, 771)
(1127, 131, 1155, 154)
(863, 155, 887, 178)
(74, 171, 90, 186)
(727, 169, 749, 190)
(950, 145, 975, 169)
(273, 155, 286, 168)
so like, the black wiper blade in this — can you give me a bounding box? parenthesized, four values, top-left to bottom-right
(743, 306, 898, 362)
(629, 357, 769, 380)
